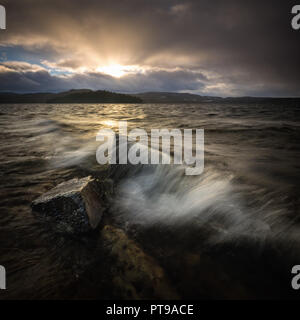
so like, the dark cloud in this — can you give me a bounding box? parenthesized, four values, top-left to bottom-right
(0, 61, 207, 93)
(0, 0, 299, 96)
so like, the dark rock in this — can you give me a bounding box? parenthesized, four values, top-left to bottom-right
(100, 225, 179, 299)
(32, 176, 110, 234)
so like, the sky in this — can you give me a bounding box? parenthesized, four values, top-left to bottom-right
(0, 0, 299, 97)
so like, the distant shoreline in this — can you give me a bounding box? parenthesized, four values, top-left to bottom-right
(0, 89, 300, 104)
(0, 89, 142, 104)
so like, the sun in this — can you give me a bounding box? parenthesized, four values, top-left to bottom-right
(96, 64, 128, 78)
(96, 64, 143, 78)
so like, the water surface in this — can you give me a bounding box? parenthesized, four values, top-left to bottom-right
(0, 102, 300, 299)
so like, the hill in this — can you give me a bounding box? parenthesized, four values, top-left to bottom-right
(0, 89, 143, 103)
(133, 92, 218, 103)
(133, 92, 300, 103)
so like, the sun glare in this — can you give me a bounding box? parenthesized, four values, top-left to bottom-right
(100, 120, 119, 127)
(96, 64, 125, 77)
(96, 64, 142, 78)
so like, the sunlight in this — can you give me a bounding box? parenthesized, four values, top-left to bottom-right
(100, 119, 119, 128)
(96, 64, 143, 78)
(96, 64, 126, 77)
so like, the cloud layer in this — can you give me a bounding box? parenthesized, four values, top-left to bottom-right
(0, 0, 299, 96)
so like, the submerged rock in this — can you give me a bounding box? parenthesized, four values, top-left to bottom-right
(32, 176, 110, 234)
(100, 225, 179, 299)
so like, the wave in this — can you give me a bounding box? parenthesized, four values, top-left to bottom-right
(112, 163, 277, 245)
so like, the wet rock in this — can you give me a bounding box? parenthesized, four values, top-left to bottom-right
(100, 225, 179, 299)
(32, 176, 110, 234)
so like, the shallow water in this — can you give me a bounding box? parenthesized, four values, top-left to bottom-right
(0, 102, 300, 299)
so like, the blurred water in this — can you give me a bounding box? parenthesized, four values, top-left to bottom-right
(0, 102, 300, 299)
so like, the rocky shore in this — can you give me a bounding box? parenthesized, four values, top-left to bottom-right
(31, 175, 180, 299)
(30, 175, 297, 300)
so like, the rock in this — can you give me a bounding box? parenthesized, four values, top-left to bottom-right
(32, 176, 109, 234)
(100, 225, 179, 299)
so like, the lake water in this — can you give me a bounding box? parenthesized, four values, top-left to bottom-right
(0, 102, 300, 299)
